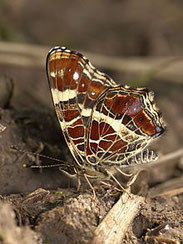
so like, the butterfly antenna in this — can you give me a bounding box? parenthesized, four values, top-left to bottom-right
(10, 145, 66, 169)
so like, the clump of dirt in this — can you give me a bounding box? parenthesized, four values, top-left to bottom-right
(0, 200, 41, 244)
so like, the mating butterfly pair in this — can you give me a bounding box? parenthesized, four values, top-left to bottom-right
(46, 47, 165, 181)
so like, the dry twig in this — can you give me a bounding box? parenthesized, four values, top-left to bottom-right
(150, 176, 183, 198)
(92, 193, 144, 244)
(0, 41, 183, 84)
(151, 148, 183, 166)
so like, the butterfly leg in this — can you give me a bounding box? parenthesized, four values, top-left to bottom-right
(126, 170, 141, 187)
(76, 174, 81, 192)
(116, 167, 139, 184)
(105, 169, 131, 196)
(83, 174, 96, 200)
(116, 149, 158, 187)
(115, 167, 135, 178)
(116, 166, 145, 189)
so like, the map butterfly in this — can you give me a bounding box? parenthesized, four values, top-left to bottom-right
(46, 47, 165, 183)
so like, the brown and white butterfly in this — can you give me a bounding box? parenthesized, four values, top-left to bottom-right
(46, 46, 165, 183)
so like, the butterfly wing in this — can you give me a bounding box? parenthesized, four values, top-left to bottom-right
(86, 86, 164, 166)
(46, 47, 116, 168)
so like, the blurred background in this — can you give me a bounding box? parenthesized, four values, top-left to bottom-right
(1, 0, 183, 56)
(0, 0, 183, 194)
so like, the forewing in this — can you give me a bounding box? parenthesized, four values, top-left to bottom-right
(46, 47, 116, 167)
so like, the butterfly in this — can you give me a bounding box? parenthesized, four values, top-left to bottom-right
(46, 46, 165, 188)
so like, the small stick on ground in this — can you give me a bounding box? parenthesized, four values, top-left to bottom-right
(92, 192, 144, 244)
(149, 176, 183, 198)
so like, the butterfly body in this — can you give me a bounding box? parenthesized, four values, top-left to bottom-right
(46, 47, 165, 179)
